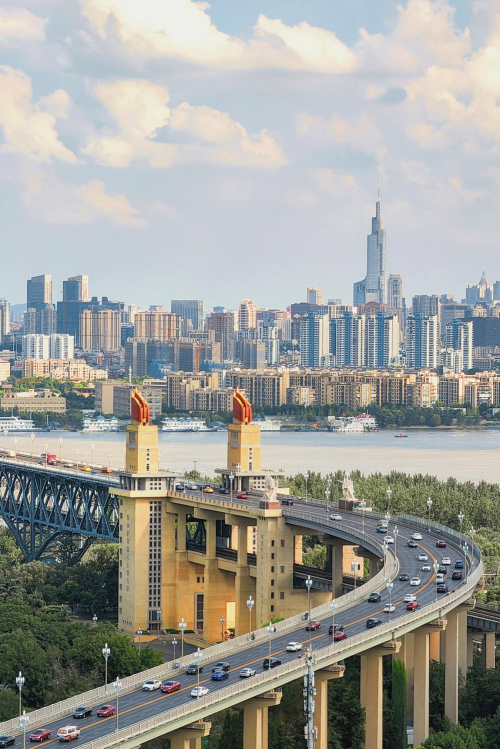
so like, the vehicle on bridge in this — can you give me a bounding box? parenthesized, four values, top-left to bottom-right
(455, 559, 464, 568)
(191, 686, 209, 698)
(436, 540, 447, 548)
(96, 706, 115, 718)
(330, 513, 342, 521)
(41, 453, 57, 465)
(411, 532, 422, 540)
(366, 618, 382, 629)
(203, 486, 214, 493)
(57, 726, 80, 742)
(305, 620, 321, 631)
(211, 662, 230, 672)
(437, 583, 449, 593)
(404, 593, 416, 603)
(161, 680, 181, 693)
(30, 729, 51, 742)
(72, 707, 92, 719)
(452, 571, 463, 580)
(263, 657, 282, 669)
(0, 736, 15, 747)
(211, 670, 229, 681)
(418, 553, 428, 561)
(237, 492, 248, 499)
(142, 679, 161, 691)
(407, 540, 417, 548)
(333, 629, 347, 641)
(368, 592, 381, 602)
(406, 601, 419, 611)
(442, 556, 451, 565)
(422, 563, 431, 571)
(384, 604, 396, 613)
(186, 663, 203, 675)
(410, 577, 421, 586)
(286, 641, 302, 651)
(399, 573, 410, 581)
(239, 667, 256, 678)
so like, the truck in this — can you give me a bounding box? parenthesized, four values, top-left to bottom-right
(41, 453, 57, 465)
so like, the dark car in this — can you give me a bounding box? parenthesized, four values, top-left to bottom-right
(175, 483, 185, 491)
(452, 571, 462, 580)
(366, 618, 382, 629)
(437, 566, 447, 575)
(96, 705, 115, 718)
(368, 592, 381, 602)
(328, 624, 344, 635)
(186, 663, 203, 675)
(218, 487, 230, 494)
(305, 621, 321, 631)
(455, 560, 464, 569)
(407, 540, 417, 548)
(281, 499, 293, 506)
(30, 730, 51, 743)
(437, 583, 448, 593)
(0, 737, 15, 747)
(263, 657, 282, 669)
(161, 680, 181, 694)
(399, 573, 410, 581)
(73, 707, 92, 719)
(211, 670, 229, 681)
(406, 601, 419, 611)
(436, 540, 447, 548)
(212, 662, 230, 673)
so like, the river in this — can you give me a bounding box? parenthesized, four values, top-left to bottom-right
(5, 428, 500, 484)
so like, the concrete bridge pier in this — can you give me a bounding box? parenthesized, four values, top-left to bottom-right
(323, 538, 345, 598)
(196, 509, 235, 641)
(226, 515, 257, 636)
(361, 641, 401, 749)
(482, 632, 496, 669)
(169, 721, 211, 749)
(313, 664, 345, 749)
(242, 690, 282, 749)
(394, 633, 414, 722)
(412, 620, 446, 747)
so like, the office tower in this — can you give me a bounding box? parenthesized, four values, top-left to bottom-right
(27, 274, 52, 311)
(63, 275, 89, 302)
(412, 294, 440, 318)
(22, 334, 50, 359)
(134, 312, 181, 341)
(365, 313, 400, 367)
(258, 323, 279, 365)
(0, 300, 10, 338)
(40, 304, 57, 335)
(466, 271, 493, 305)
(445, 320, 473, 372)
(387, 275, 403, 308)
(405, 314, 439, 368)
(440, 302, 469, 340)
(353, 183, 386, 305)
(330, 312, 366, 366)
(238, 299, 257, 330)
(241, 339, 266, 369)
(79, 310, 121, 351)
(128, 305, 141, 324)
(300, 312, 329, 367)
(206, 311, 235, 360)
(171, 300, 204, 332)
(307, 287, 324, 306)
(23, 308, 37, 334)
(49, 334, 74, 360)
(494, 281, 500, 301)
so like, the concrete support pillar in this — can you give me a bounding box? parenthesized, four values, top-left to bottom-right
(326, 539, 344, 598)
(483, 632, 496, 670)
(242, 691, 282, 749)
(234, 522, 256, 637)
(169, 722, 211, 749)
(445, 610, 460, 723)
(199, 512, 236, 641)
(361, 651, 383, 749)
(467, 634, 475, 669)
(314, 666, 345, 749)
(429, 631, 440, 662)
(162, 508, 178, 628)
(294, 535, 303, 564)
(176, 511, 187, 552)
(458, 610, 468, 680)
(394, 632, 414, 721)
(413, 629, 430, 748)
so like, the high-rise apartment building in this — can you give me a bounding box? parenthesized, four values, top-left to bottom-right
(365, 313, 400, 367)
(206, 311, 235, 360)
(412, 295, 440, 318)
(22, 334, 75, 360)
(306, 287, 324, 306)
(353, 184, 386, 305)
(405, 314, 439, 369)
(445, 320, 473, 372)
(0, 299, 10, 338)
(238, 299, 257, 330)
(171, 300, 204, 332)
(40, 305, 57, 335)
(300, 312, 329, 367)
(134, 312, 181, 342)
(387, 275, 403, 308)
(330, 312, 366, 366)
(79, 310, 121, 351)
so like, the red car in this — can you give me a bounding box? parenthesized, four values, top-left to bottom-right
(436, 540, 447, 548)
(236, 492, 248, 499)
(334, 630, 347, 642)
(161, 680, 181, 694)
(96, 705, 115, 718)
(406, 601, 419, 611)
(306, 621, 321, 631)
(30, 730, 51, 742)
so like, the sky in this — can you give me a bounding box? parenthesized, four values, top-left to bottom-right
(1, 0, 500, 311)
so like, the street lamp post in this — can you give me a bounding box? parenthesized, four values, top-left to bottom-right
(305, 575, 312, 641)
(179, 618, 187, 665)
(75, 446, 80, 470)
(386, 487, 392, 515)
(359, 499, 367, 534)
(458, 511, 464, 546)
(247, 595, 254, 642)
(394, 526, 399, 557)
(18, 710, 29, 749)
(30, 432, 35, 457)
(427, 497, 433, 530)
(193, 457, 197, 475)
(3, 429, 7, 451)
(351, 557, 358, 598)
(229, 471, 234, 501)
(387, 581, 394, 620)
(325, 489, 330, 516)
(172, 638, 177, 662)
(136, 628, 142, 652)
(44, 441, 48, 466)
(112, 677, 122, 733)
(385, 512, 391, 529)
(16, 671, 24, 717)
(220, 615, 225, 642)
(267, 624, 274, 662)
(433, 562, 439, 601)
(195, 648, 202, 698)
(93, 614, 98, 626)
(303, 472, 308, 502)
(59, 436, 63, 462)
(330, 598, 337, 640)
(107, 452, 113, 468)
(102, 643, 110, 695)
(156, 608, 162, 633)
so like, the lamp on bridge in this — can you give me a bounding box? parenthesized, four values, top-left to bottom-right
(136, 628, 142, 652)
(458, 511, 465, 545)
(156, 608, 162, 633)
(330, 599, 337, 639)
(305, 576, 312, 641)
(179, 618, 187, 666)
(427, 497, 433, 530)
(386, 487, 392, 514)
(92, 614, 98, 626)
(112, 677, 122, 733)
(247, 595, 254, 642)
(102, 643, 110, 695)
(18, 709, 29, 749)
(387, 581, 394, 619)
(15, 671, 24, 717)
(267, 624, 274, 662)
(220, 615, 225, 642)
(172, 638, 177, 662)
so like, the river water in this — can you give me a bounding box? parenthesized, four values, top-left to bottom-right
(5, 428, 500, 484)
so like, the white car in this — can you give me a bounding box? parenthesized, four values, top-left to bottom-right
(410, 576, 421, 586)
(442, 557, 451, 565)
(142, 679, 162, 691)
(412, 532, 422, 540)
(239, 667, 256, 678)
(436, 574, 445, 583)
(421, 563, 431, 571)
(57, 727, 80, 742)
(418, 553, 428, 561)
(385, 536, 394, 544)
(191, 686, 209, 698)
(286, 642, 302, 652)
(330, 513, 342, 521)
(404, 593, 416, 602)
(384, 604, 395, 613)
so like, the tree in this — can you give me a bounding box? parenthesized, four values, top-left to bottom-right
(417, 720, 486, 748)
(388, 659, 407, 749)
(0, 689, 19, 721)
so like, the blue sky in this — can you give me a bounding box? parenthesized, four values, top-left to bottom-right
(1, 0, 499, 310)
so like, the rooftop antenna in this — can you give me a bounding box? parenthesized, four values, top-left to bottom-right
(128, 366, 132, 384)
(377, 177, 381, 202)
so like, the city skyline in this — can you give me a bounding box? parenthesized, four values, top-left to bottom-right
(1, 1, 500, 307)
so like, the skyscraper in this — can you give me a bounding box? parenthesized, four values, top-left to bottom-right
(445, 320, 473, 372)
(412, 295, 440, 318)
(330, 312, 366, 366)
(238, 299, 257, 330)
(306, 287, 324, 306)
(27, 274, 52, 311)
(0, 299, 10, 339)
(365, 313, 400, 367)
(387, 275, 403, 308)
(300, 312, 329, 367)
(353, 184, 386, 305)
(405, 314, 439, 369)
(206, 310, 235, 361)
(171, 300, 204, 332)
(63, 275, 89, 302)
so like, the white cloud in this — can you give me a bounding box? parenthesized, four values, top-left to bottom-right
(393, 0, 470, 67)
(0, 7, 47, 43)
(84, 78, 286, 168)
(329, 113, 386, 157)
(147, 199, 178, 219)
(0, 66, 76, 163)
(448, 176, 487, 203)
(296, 113, 323, 136)
(309, 169, 356, 197)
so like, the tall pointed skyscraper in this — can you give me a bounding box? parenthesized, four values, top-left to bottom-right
(353, 182, 386, 305)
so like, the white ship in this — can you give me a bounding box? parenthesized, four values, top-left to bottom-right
(0, 416, 36, 432)
(161, 417, 213, 432)
(251, 419, 282, 432)
(82, 416, 120, 432)
(327, 415, 378, 433)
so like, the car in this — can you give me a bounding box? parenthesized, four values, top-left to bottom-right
(330, 514, 342, 521)
(368, 592, 382, 602)
(385, 535, 395, 544)
(239, 667, 257, 678)
(175, 483, 185, 491)
(218, 487, 229, 494)
(96, 705, 115, 718)
(191, 686, 209, 698)
(437, 566, 447, 575)
(161, 680, 181, 694)
(142, 679, 162, 691)
(73, 707, 92, 719)
(442, 556, 451, 565)
(57, 727, 80, 742)
(211, 669, 229, 681)
(418, 553, 428, 561)
(212, 662, 230, 673)
(281, 499, 294, 506)
(286, 642, 302, 652)
(436, 540, 447, 548)
(452, 571, 463, 580)
(263, 657, 282, 669)
(81, 465, 91, 472)
(328, 624, 344, 635)
(384, 604, 396, 613)
(366, 618, 382, 629)
(102, 467, 113, 474)
(237, 492, 249, 499)
(306, 620, 321, 631)
(411, 532, 422, 540)
(437, 583, 448, 593)
(30, 730, 51, 742)
(333, 629, 347, 641)
(455, 560, 464, 569)
(0, 737, 15, 748)
(186, 483, 199, 490)
(186, 663, 203, 675)
(436, 574, 445, 583)
(203, 486, 214, 493)
(410, 576, 421, 586)
(407, 540, 417, 548)
(376, 526, 388, 534)
(406, 601, 419, 612)
(399, 573, 410, 581)
(404, 593, 416, 602)
(421, 563, 431, 571)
